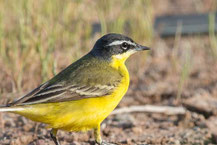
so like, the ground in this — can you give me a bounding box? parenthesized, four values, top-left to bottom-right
(0, 36, 217, 145)
(0, 0, 217, 145)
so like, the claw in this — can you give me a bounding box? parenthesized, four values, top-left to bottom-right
(100, 140, 118, 145)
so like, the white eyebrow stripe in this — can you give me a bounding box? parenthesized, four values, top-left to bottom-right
(107, 40, 136, 46)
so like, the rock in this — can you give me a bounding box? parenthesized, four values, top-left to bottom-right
(205, 117, 217, 144)
(183, 90, 217, 118)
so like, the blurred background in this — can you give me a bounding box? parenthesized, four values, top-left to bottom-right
(0, 0, 217, 144)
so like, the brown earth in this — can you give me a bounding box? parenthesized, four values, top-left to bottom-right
(0, 36, 217, 145)
(0, 0, 217, 145)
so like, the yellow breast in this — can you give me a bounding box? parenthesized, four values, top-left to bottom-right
(16, 58, 130, 132)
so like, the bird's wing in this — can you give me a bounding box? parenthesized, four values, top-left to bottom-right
(8, 82, 50, 106)
(9, 56, 123, 106)
(16, 81, 120, 105)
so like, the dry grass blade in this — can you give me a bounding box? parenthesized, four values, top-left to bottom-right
(112, 105, 186, 115)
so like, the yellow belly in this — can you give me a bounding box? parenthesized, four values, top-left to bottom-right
(15, 78, 129, 132)
(14, 59, 129, 132)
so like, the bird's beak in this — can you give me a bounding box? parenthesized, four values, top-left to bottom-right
(135, 44, 150, 51)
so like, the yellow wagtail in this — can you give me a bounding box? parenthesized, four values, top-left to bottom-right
(0, 33, 150, 145)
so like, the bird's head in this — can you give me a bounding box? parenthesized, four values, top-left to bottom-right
(90, 33, 150, 62)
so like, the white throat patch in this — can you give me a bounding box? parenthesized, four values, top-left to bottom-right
(113, 49, 136, 60)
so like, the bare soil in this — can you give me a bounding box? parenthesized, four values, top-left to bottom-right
(0, 36, 217, 145)
(1, 0, 217, 144)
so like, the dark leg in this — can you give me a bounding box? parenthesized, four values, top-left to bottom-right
(50, 129, 60, 145)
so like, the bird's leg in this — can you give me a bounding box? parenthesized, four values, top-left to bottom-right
(50, 129, 60, 145)
(94, 124, 117, 145)
(94, 124, 102, 145)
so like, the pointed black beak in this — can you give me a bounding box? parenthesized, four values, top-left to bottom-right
(135, 44, 150, 51)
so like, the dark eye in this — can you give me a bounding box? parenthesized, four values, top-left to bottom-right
(121, 42, 128, 50)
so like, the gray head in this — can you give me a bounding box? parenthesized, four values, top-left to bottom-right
(90, 33, 150, 60)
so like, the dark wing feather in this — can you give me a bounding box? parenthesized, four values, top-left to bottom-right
(21, 83, 118, 105)
(8, 82, 50, 106)
(10, 54, 123, 106)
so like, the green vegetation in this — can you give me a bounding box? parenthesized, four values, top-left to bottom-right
(209, 12, 217, 59)
(0, 0, 153, 94)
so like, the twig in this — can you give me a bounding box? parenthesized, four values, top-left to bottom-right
(111, 105, 186, 115)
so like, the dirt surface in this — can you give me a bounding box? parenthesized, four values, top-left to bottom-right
(0, 36, 217, 145)
(0, 0, 217, 145)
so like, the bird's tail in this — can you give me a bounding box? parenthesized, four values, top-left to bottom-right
(0, 106, 24, 112)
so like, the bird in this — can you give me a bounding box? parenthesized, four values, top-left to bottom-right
(0, 33, 150, 145)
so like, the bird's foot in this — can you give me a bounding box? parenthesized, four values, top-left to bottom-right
(99, 140, 118, 145)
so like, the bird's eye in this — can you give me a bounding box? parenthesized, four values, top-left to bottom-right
(121, 42, 128, 50)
